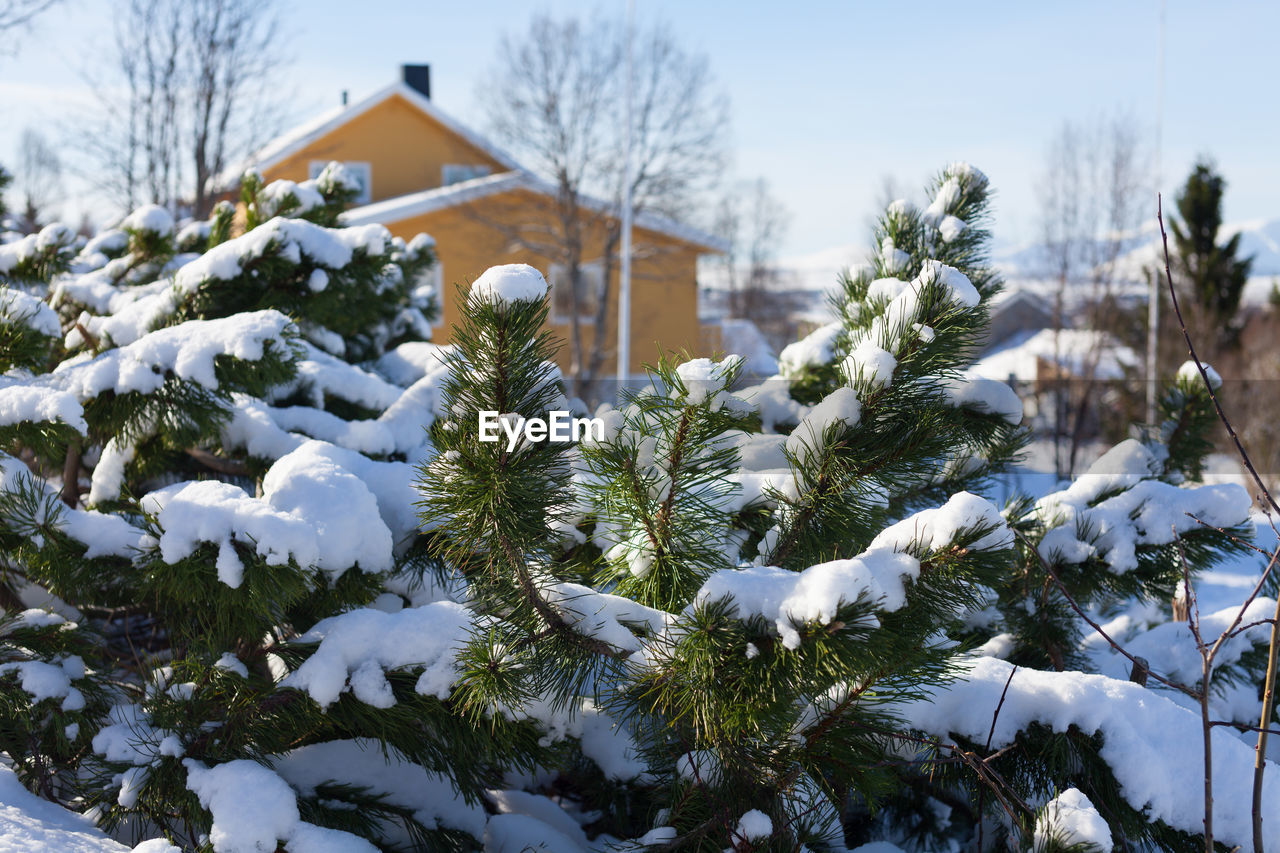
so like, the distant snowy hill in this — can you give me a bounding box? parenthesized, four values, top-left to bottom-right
(698, 217, 1280, 330)
(993, 217, 1280, 284)
(697, 244, 864, 325)
(1230, 218, 1280, 276)
(774, 244, 870, 293)
(699, 244, 866, 297)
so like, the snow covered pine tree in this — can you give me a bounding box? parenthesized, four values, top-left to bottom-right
(1, 161, 1277, 852)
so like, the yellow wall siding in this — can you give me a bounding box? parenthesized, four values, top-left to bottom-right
(263, 94, 506, 203)
(380, 189, 706, 376)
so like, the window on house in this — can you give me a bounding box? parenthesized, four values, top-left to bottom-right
(549, 261, 602, 323)
(308, 160, 372, 204)
(442, 164, 492, 186)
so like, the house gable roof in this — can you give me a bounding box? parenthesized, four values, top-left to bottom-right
(341, 170, 729, 254)
(234, 79, 726, 254)
(218, 81, 522, 188)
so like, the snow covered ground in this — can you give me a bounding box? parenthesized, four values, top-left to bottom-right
(0, 764, 130, 852)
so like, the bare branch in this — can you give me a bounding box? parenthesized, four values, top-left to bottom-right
(72, 0, 288, 216)
(0, 0, 58, 34)
(1015, 529, 1199, 699)
(477, 12, 728, 394)
(1157, 198, 1280, 516)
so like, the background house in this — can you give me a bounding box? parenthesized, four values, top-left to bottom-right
(226, 64, 727, 380)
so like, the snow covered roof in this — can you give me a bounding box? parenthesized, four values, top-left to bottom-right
(339, 171, 525, 225)
(341, 170, 729, 254)
(216, 81, 523, 189)
(986, 286, 1052, 313)
(968, 328, 1137, 383)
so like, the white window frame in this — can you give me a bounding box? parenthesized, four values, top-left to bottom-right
(441, 163, 492, 186)
(549, 261, 603, 324)
(308, 160, 372, 205)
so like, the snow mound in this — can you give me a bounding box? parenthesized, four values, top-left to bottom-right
(260, 440, 395, 576)
(141, 480, 319, 589)
(282, 601, 473, 708)
(120, 205, 174, 236)
(1176, 359, 1223, 390)
(1, 286, 61, 337)
(275, 739, 486, 839)
(468, 263, 548, 309)
(696, 492, 1009, 648)
(55, 311, 294, 399)
(0, 385, 87, 434)
(785, 386, 861, 464)
(900, 656, 1280, 850)
(0, 764, 128, 852)
(1034, 788, 1113, 851)
(1037, 440, 1251, 573)
(0, 453, 146, 558)
(940, 376, 1023, 424)
(182, 759, 376, 853)
(779, 321, 842, 379)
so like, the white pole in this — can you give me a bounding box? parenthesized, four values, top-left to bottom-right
(1146, 0, 1165, 425)
(616, 0, 635, 395)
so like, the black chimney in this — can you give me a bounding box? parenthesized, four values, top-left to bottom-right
(401, 64, 431, 99)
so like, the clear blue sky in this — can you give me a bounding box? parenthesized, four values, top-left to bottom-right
(3, 0, 1276, 257)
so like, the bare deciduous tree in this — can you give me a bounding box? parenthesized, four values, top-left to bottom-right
(0, 0, 58, 35)
(713, 177, 802, 353)
(1037, 113, 1147, 477)
(478, 12, 729, 396)
(80, 0, 286, 216)
(15, 128, 62, 232)
(188, 0, 283, 217)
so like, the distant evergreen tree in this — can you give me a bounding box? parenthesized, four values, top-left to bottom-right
(1171, 159, 1254, 330)
(0, 164, 11, 221)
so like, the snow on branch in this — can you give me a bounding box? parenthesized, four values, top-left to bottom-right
(900, 655, 1280, 850)
(689, 491, 1010, 648)
(53, 310, 296, 399)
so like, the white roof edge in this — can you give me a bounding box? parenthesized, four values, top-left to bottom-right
(511, 171, 726, 252)
(343, 169, 727, 254)
(635, 209, 728, 254)
(339, 171, 528, 226)
(216, 81, 522, 188)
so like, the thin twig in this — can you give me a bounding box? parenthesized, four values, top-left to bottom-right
(1157, 197, 1280, 517)
(1156, 198, 1280, 853)
(1176, 533, 1215, 853)
(1185, 514, 1275, 561)
(1254, 593, 1280, 852)
(1224, 619, 1277, 642)
(977, 664, 1018, 852)
(1015, 530, 1197, 698)
(184, 447, 251, 477)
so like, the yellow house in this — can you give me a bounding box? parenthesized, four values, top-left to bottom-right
(232, 65, 726, 378)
